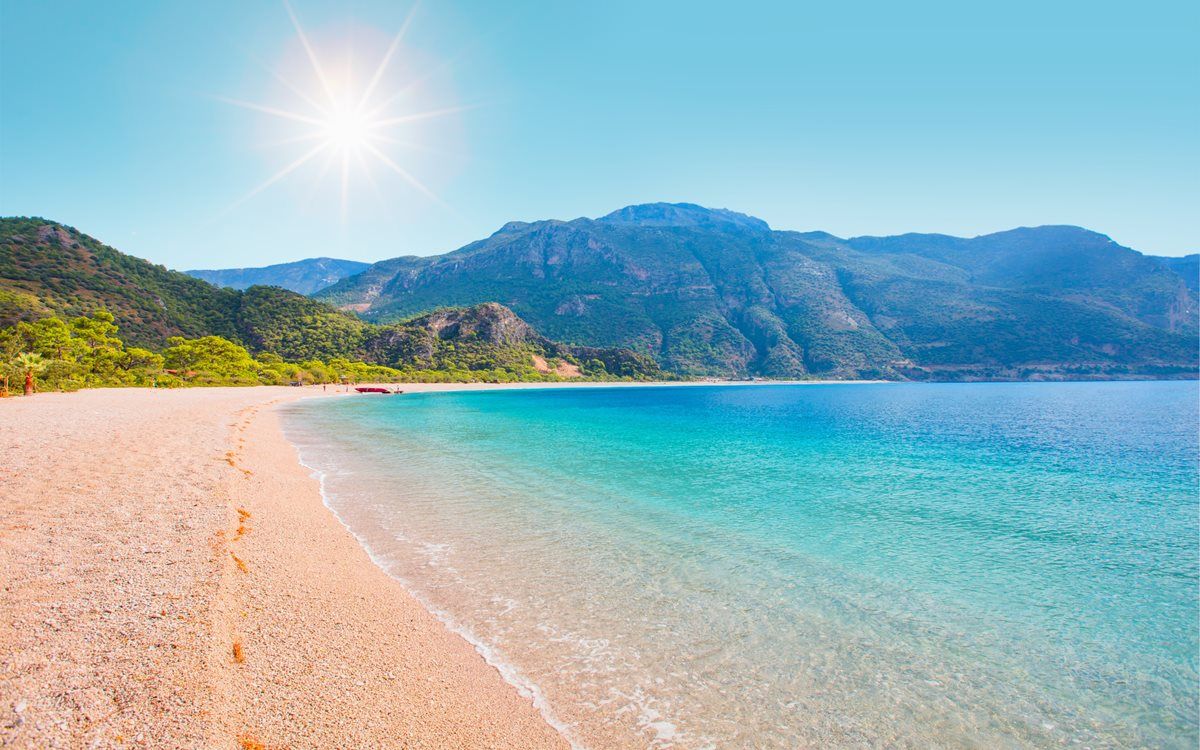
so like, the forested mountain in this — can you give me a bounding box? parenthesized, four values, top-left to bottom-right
(186, 257, 370, 295)
(0, 218, 661, 380)
(0, 217, 245, 346)
(316, 203, 1198, 380)
(1152, 254, 1199, 292)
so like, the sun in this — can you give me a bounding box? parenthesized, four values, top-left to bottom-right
(220, 1, 468, 216)
(323, 106, 371, 151)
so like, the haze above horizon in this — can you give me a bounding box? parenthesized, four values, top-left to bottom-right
(1, 0, 1196, 267)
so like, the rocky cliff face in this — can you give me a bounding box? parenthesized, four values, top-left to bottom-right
(416, 302, 541, 346)
(361, 302, 664, 379)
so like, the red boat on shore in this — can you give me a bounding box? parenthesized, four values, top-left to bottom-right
(354, 386, 403, 394)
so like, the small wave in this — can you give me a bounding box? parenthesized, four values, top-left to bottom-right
(611, 685, 701, 749)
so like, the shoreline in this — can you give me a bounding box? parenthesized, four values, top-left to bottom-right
(282, 414, 584, 749)
(0, 377, 1042, 748)
(0, 379, 866, 748)
(314, 377, 890, 393)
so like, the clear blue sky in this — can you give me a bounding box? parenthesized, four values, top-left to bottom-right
(2, 0, 1196, 268)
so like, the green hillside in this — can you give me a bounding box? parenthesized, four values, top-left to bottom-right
(0, 217, 243, 346)
(0, 218, 662, 382)
(316, 204, 1198, 380)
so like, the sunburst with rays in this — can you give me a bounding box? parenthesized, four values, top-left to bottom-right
(221, 2, 469, 217)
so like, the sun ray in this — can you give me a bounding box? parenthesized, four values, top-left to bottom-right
(361, 38, 480, 120)
(243, 48, 331, 117)
(368, 103, 478, 129)
(358, 2, 420, 110)
(369, 132, 460, 159)
(353, 145, 387, 206)
(284, 0, 338, 106)
(339, 150, 352, 220)
(361, 140, 445, 206)
(265, 64, 330, 117)
(227, 141, 330, 212)
(302, 146, 340, 209)
(362, 82, 416, 121)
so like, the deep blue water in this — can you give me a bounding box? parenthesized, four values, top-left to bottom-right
(283, 381, 1199, 748)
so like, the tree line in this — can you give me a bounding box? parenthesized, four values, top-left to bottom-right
(0, 310, 625, 396)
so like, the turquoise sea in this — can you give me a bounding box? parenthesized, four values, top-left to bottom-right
(282, 382, 1199, 749)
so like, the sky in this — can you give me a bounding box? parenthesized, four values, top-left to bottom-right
(1, 0, 1197, 269)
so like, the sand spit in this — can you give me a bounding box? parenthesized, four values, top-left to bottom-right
(0, 386, 568, 749)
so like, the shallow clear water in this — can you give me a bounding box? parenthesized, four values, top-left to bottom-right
(282, 382, 1199, 749)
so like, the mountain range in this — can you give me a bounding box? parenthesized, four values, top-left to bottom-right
(185, 257, 369, 295)
(3, 205, 1196, 381)
(312, 203, 1197, 380)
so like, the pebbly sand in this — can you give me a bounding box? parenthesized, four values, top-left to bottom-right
(0, 385, 578, 749)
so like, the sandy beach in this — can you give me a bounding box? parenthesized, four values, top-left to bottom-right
(0, 385, 578, 749)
